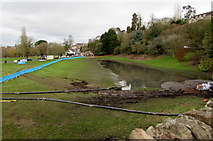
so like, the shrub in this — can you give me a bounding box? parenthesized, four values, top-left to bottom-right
(113, 46, 120, 55)
(198, 58, 213, 72)
(175, 47, 185, 61)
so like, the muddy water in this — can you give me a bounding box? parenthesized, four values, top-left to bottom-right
(99, 60, 211, 90)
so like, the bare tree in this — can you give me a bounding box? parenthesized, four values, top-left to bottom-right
(17, 27, 33, 58)
(63, 35, 73, 51)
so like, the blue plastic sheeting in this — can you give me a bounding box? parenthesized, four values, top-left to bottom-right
(0, 56, 84, 83)
(18, 61, 26, 65)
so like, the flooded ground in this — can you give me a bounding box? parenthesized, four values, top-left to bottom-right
(99, 60, 211, 90)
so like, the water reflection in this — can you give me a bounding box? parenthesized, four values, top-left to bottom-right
(100, 60, 210, 90)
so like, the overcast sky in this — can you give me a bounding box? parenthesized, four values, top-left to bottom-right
(0, 0, 212, 46)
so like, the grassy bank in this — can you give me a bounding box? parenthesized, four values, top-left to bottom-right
(97, 55, 196, 71)
(1, 58, 118, 92)
(1, 57, 206, 139)
(1, 60, 56, 77)
(2, 94, 204, 139)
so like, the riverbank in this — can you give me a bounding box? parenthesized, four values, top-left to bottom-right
(96, 55, 197, 72)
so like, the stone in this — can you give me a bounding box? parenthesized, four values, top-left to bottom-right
(155, 117, 193, 139)
(185, 107, 213, 127)
(176, 115, 212, 140)
(129, 128, 155, 140)
(146, 126, 171, 139)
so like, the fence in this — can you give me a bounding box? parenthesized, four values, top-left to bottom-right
(0, 56, 84, 83)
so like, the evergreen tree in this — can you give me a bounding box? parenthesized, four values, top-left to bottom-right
(100, 29, 120, 55)
(131, 13, 138, 31)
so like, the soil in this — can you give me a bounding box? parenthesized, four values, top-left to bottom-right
(77, 89, 213, 107)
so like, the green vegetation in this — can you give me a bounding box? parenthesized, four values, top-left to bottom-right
(2, 58, 118, 92)
(0, 56, 38, 62)
(1, 4, 211, 139)
(2, 94, 204, 139)
(1, 59, 57, 77)
(1, 57, 207, 139)
(97, 55, 196, 71)
(87, 11, 212, 73)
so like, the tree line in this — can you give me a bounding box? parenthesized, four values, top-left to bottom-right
(2, 27, 73, 58)
(87, 6, 212, 72)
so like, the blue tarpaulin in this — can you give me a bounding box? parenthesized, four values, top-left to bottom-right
(0, 56, 84, 83)
(17, 61, 26, 65)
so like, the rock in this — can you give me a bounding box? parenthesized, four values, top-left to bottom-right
(146, 126, 171, 139)
(155, 117, 194, 139)
(130, 97, 213, 140)
(129, 128, 155, 140)
(176, 115, 212, 140)
(185, 107, 213, 127)
(145, 115, 212, 140)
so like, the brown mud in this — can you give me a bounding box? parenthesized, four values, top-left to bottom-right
(78, 89, 213, 107)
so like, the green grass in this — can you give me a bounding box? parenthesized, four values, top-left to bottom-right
(0, 56, 39, 62)
(1, 58, 118, 92)
(2, 94, 204, 139)
(97, 56, 196, 71)
(1, 60, 55, 77)
(1, 57, 206, 139)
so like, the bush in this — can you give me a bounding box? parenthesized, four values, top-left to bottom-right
(171, 19, 186, 25)
(113, 46, 120, 55)
(198, 58, 213, 72)
(175, 47, 185, 61)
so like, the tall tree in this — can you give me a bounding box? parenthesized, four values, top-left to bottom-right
(182, 5, 196, 19)
(131, 13, 138, 31)
(137, 14, 142, 30)
(35, 40, 48, 56)
(100, 28, 120, 55)
(17, 27, 33, 58)
(63, 35, 73, 51)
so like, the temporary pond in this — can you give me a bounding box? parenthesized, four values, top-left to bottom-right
(99, 60, 211, 90)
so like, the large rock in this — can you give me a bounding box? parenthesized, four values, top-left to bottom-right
(185, 108, 213, 127)
(144, 115, 212, 140)
(155, 117, 194, 139)
(185, 98, 213, 127)
(130, 98, 213, 140)
(176, 115, 212, 140)
(129, 128, 155, 140)
(146, 126, 171, 139)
